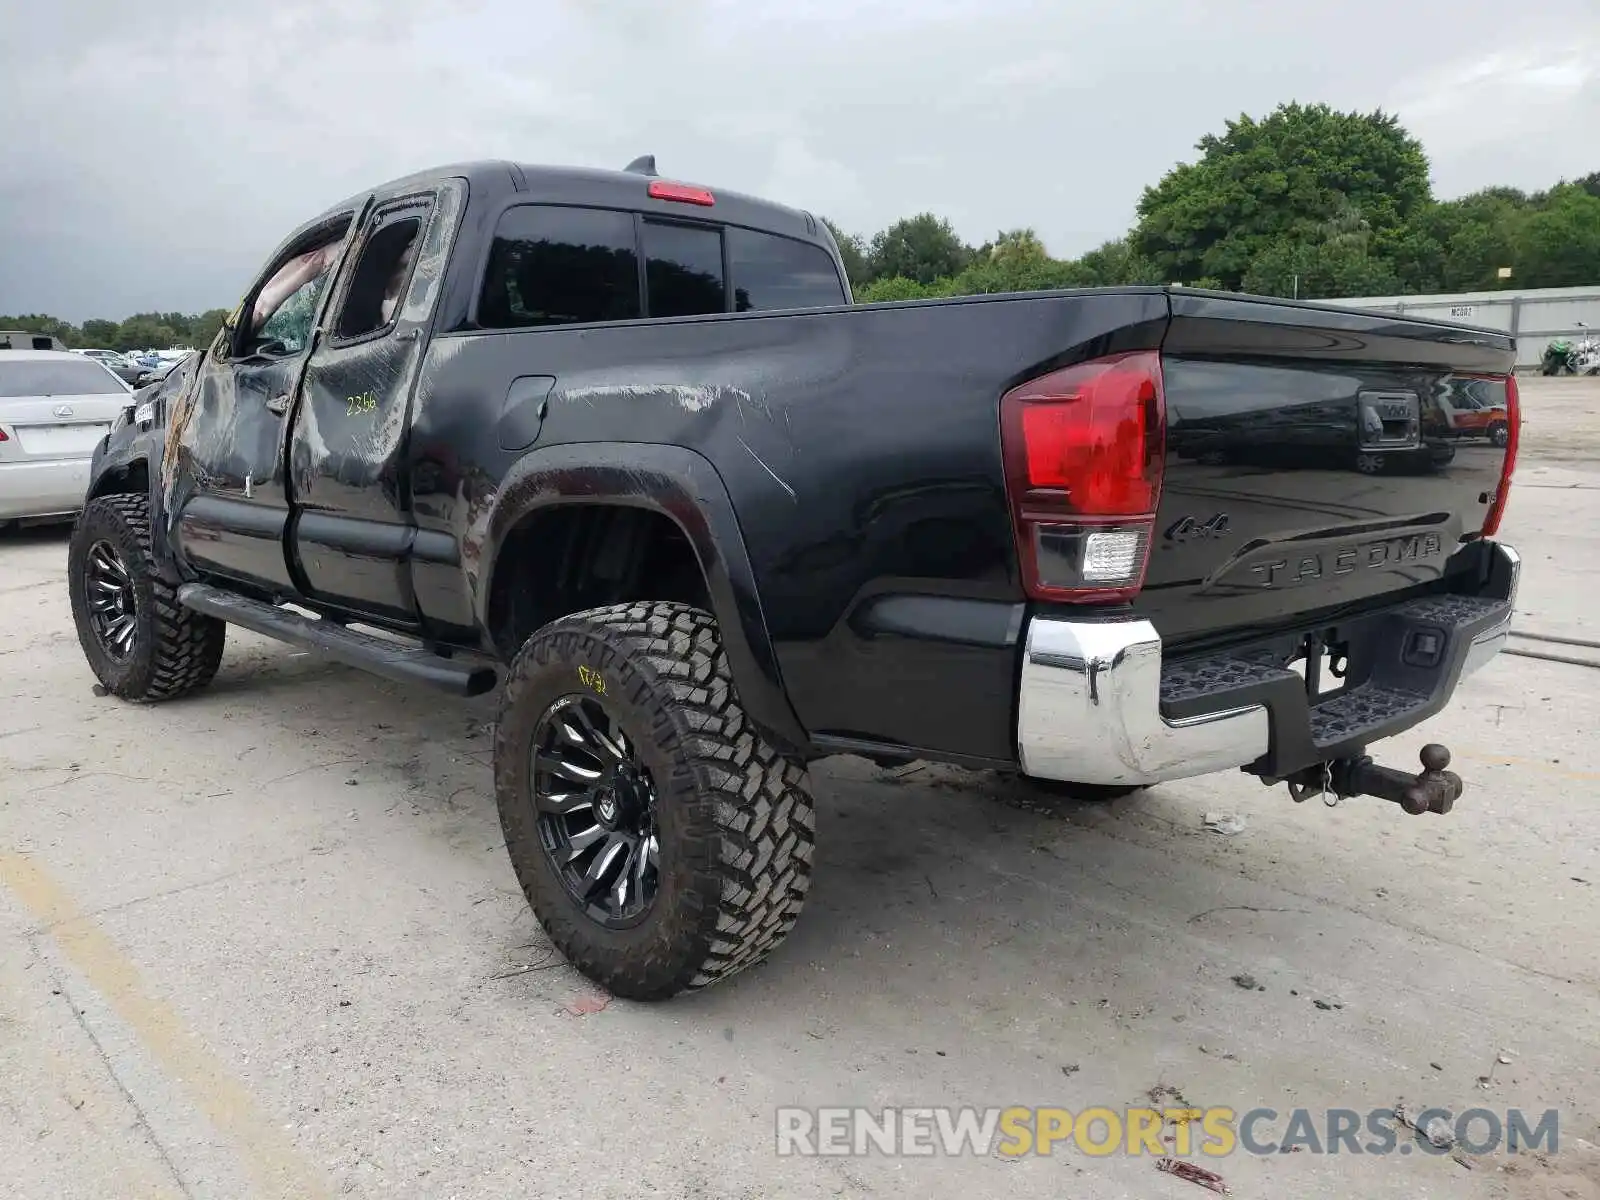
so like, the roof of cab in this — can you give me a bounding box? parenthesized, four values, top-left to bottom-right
(312, 159, 825, 246)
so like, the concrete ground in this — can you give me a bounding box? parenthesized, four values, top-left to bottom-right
(3, 377, 1599, 1200)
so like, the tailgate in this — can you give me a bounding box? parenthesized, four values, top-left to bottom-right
(1141, 292, 1516, 648)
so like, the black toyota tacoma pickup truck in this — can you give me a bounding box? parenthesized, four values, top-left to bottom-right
(69, 158, 1522, 1001)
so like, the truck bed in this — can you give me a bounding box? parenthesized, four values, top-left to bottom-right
(407, 285, 1515, 769)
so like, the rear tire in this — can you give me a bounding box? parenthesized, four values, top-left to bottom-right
(494, 601, 815, 1001)
(68, 494, 226, 701)
(1489, 420, 1509, 448)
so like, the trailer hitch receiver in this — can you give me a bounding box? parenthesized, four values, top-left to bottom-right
(1286, 744, 1464, 815)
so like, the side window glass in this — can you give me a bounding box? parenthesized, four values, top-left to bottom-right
(642, 221, 725, 318)
(247, 239, 341, 355)
(727, 227, 847, 311)
(335, 215, 424, 340)
(479, 206, 641, 329)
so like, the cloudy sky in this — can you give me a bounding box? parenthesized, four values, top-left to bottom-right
(3, 0, 1596, 322)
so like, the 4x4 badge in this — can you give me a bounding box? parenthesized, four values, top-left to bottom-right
(1166, 513, 1230, 543)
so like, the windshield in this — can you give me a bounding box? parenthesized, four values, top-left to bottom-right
(0, 359, 127, 397)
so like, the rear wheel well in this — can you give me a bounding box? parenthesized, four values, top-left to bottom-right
(90, 458, 150, 500)
(487, 504, 713, 661)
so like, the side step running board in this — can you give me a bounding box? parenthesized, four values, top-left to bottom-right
(177, 583, 498, 697)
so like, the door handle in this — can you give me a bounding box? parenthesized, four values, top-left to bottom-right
(265, 393, 289, 416)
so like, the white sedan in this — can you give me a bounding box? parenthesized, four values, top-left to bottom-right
(0, 350, 133, 525)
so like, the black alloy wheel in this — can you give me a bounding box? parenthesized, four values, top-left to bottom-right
(531, 694, 661, 927)
(83, 539, 138, 659)
(494, 601, 816, 1000)
(68, 493, 227, 701)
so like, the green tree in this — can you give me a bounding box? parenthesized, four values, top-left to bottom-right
(855, 276, 938, 303)
(821, 218, 870, 289)
(118, 316, 177, 352)
(1242, 239, 1403, 300)
(1242, 202, 1403, 299)
(1386, 189, 1530, 293)
(1381, 224, 1447, 294)
(1514, 184, 1600, 288)
(0, 313, 80, 345)
(855, 231, 1173, 304)
(985, 228, 1048, 264)
(866, 214, 973, 286)
(1134, 102, 1432, 291)
(189, 308, 231, 350)
(78, 319, 122, 347)
(1072, 238, 1164, 287)
(945, 228, 1063, 293)
(954, 255, 1080, 295)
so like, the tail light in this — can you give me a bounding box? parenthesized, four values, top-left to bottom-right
(0, 427, 8, 441)
(999, 349, 1166, 602)
(1481, 372, 1519, 537)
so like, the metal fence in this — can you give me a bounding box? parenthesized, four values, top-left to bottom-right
(1332, 285, 1600, 370)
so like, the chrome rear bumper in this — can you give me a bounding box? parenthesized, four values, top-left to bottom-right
(1016, 542, 1520, 787)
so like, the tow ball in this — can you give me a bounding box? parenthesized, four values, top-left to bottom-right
(1284, 744, 1464, 816)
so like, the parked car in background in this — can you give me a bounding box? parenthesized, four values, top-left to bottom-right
(0, 349, 133, 525)
(74, 349, 147, 387)
(111, 351, 187, 388)
(134, 354, 190, 388)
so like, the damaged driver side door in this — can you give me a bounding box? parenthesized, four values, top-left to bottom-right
(286, 188, 449, 625)
(167, 210, 361, 594)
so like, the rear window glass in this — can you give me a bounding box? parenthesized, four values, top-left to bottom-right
(728, 227, 846, 311)
(478, 206, 847, 328)
(642, 221, 726, 318)
(479, 206, 641, 329)
(0, 359, 126, 397)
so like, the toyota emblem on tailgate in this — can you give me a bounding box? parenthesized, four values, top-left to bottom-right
(53, 404, 73, 417)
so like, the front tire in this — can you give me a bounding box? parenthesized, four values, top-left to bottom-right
(1489, 420, 1509, 448)
(68, 494, 226, 701)
(494, 601, 815, 1001)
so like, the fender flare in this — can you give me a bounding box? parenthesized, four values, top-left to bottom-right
(87, 418, 178, 573)
(477, 441, 809, 755)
